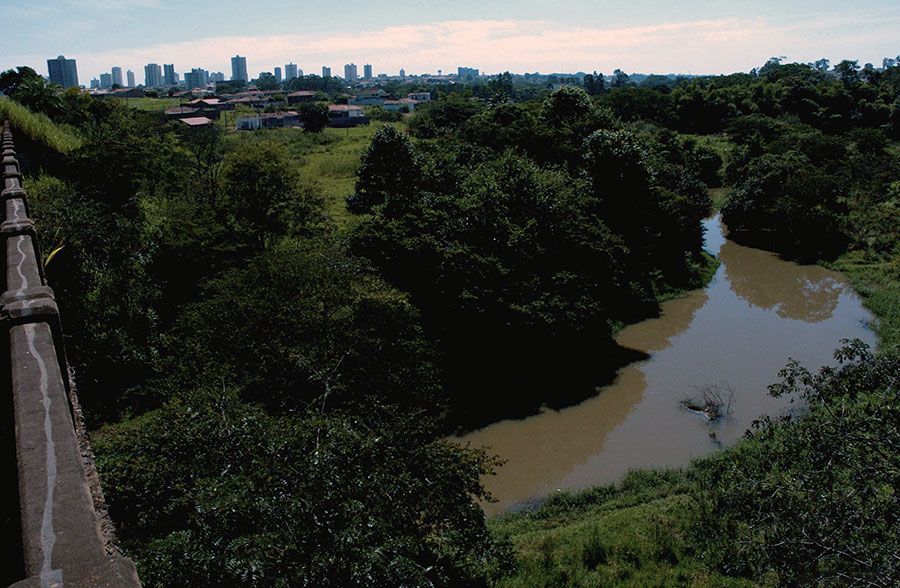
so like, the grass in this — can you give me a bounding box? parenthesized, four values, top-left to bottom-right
(226, 122, 399, 230)
(828, 249, 900, 357)
(0, 98, 83, 154)
(121, 97, 181, 113)
(490, 469, 750, 587)
(708, 187, 732, 211)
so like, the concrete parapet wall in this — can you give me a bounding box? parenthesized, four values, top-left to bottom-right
(2, 122, 141, 587)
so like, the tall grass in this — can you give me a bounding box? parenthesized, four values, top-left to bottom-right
(0, 98, 83, 154)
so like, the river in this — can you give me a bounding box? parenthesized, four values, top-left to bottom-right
(459, 215, 877, 515)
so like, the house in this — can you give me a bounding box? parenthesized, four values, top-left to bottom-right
(179, 116, 213, 127)
(165, 106, 202, 119)
(235, 111, 302, 131)
(328, 104, 369, 127)
(383, 98, 419, 112)
(407, 92, 431, 102)
(286, 90, 317, 105)
(236, 116, 261, 131)
(349, 88, 388, 106)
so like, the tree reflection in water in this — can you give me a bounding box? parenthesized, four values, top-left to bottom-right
(721, 239, 844, 323)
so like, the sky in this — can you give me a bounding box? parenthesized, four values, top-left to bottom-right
(2, 0, 899, 82)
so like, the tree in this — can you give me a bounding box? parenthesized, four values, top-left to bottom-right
(298, 101, 329, 133)
(696, 342, 899, 586)
(220, 141, 326, 243)
(722, 150, 847, 257)
(612, 69, 630, 88)
(834, 59, 861, 83)
(255, 72, 279, 91)
(348, 125, 420, 214)
(583, 71, 605, 95)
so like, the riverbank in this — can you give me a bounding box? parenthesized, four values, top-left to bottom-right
(487, 241, 898, 586)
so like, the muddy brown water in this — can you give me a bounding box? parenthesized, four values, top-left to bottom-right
(458, 215, 877, 515)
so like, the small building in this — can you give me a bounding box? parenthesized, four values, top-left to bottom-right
(179, 116, 213, 127)
(383, 98, 419, 112)
(328, 104, 369, 127)
(349, 88, 388, 106)
(236, 116, 262, 131)
(165, 106, 202, 119)
(407, 91, 431, 102)
(287, 91, 317, 105)
(236, 111, 301, 130)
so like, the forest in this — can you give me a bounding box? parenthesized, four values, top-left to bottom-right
(0, 56, 897, 586)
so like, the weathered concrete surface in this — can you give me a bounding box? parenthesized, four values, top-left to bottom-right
(2, 123, 141, 587)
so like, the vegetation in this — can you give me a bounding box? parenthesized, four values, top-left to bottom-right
(0, 97, 82, 153)
(2, 54, 898, 586)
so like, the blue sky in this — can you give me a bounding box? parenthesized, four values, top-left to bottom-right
(3, 0, 899, 81)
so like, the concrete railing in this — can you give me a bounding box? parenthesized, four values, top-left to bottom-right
(2, 122, 141, 587)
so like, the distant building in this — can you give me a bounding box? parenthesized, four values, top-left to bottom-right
(163, 63, 177, 85)
(363, 64, 373, 80)
(47, 55, 79, 88)
(285, 63, 298, 80)
(90, 78, 100, 90)
(183, 68, 209, 89)
(344, 63, 358, 81)
(399, 68, 406, 79)
(297, 68, 304, 77)
(231, 55, 248, 82)
(209, 72, 226, 82)
(322, 66, 331, 78)
(126, 69, 135, 88)
(328, 104, 368, 127)
(383, 98, 420, 112)
(111, 66, 123, 87)
(274, 67, 282, 82)
(407, 91, 431, 102)
(144, 63, 162, 87)
(99, 72, 112, 89)
(287, 90, 317, 105)
(458, 66, 479, 79)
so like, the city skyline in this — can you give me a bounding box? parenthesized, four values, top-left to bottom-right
(3, 1, 899, 81)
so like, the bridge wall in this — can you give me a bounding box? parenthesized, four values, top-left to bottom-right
(2, 122, 141, 587)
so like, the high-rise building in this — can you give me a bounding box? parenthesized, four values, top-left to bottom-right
(209, 72, 226, 82)
(274, 67, 282, 82)
(457, 66, 479, 79)
(144, 63, 162, 87)
(47, 55, 79, 88)
(90, 78, 100, 90)
(183, 68, 209, 89)
(99, 72, 112, 89)
(344, 63, 358, 81)
(399, 68, 406, 79)
(231, 55, 248, 82)
(285, 63, 298, 80)
(163, 63, 177, 86)
(111, 66, 123, 87)
(126, 70, 135, 88)
(322, 66, 331, 77)
(363, 64, 373, 80)
(297, 68, 304, 77)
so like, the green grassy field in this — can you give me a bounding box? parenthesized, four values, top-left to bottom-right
(227, 122, 399, 230)
(121, 97, 181, 113)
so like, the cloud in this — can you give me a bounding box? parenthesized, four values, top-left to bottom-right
(4, 12, 900, 80)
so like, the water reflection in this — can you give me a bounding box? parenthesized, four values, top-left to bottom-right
(459, 215, 875, 514)
(722, 241, 844, 323)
